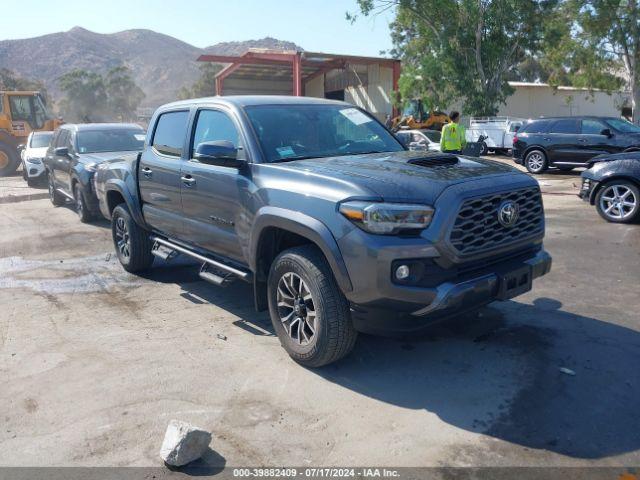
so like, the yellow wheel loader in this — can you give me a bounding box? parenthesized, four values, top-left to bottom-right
(0, 91, 63, 176)
(391, 99, 450, 132)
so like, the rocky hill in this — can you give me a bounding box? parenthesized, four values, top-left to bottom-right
(0, 27, 302, 107)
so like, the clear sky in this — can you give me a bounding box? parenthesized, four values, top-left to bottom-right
(2, 0, 394, 57)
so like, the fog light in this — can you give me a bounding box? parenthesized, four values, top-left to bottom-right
(395, 265, 410, 280)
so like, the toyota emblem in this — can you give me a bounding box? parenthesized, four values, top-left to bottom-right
(498, 200, 520, 227)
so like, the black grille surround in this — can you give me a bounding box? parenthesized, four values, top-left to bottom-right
(449, 187, 544, 256)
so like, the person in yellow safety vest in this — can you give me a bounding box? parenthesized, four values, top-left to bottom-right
(440, 111, 466, 154)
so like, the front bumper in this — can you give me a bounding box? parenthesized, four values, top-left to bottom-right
(23, 160, 45, 178)
(349, 249, 552, 336)
(578, 177, 598, 203)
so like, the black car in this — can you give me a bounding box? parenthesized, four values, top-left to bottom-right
(44, 123, 145, 222)
(513, 116, 640, 174)
(579, 151, 640, 223)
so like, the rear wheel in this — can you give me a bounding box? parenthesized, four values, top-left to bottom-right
(0, 143, 20, 177)
(595, 180, 640, 224)
(479, 142, 488, 156)
(268, 245, 357, 367)
(111, 204, 154, 272)
(525, 149, 548, 174)
(47, 171, 65, 206)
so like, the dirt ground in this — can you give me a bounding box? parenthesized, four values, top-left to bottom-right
(0, 159, 639, 469)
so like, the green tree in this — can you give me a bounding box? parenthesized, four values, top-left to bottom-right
(105, 66, 145, 121)
(178, 62, 222, 100)
(351, 0, 556, 116)
(58, 70, 108, 122)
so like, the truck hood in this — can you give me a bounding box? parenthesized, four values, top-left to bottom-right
(25, 147, 48, 159)
(78, 151, 141, 165)
(589, 151, 640, 165)
(279, 151, 524, 203)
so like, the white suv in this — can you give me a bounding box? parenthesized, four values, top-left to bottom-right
(21, 131, 53, 186)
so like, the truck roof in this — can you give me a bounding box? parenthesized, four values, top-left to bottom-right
(60, 123, 144, 132)
(159, 95, 351, 110)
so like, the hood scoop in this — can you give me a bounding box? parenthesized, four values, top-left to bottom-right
(407, 154, 459, 167)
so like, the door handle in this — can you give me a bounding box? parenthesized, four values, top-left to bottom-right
(141, 167, 153, 177)
(578, 139, 588, 143)
(543, 138, 551, 142)
(181, 175, 196, 186)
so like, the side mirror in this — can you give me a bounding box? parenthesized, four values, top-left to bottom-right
(194, 141, 243, 168)
(600, 128, 613, 138)
(17, 144, 25, 152)
(514, 125, 521, 132)
(54, 147, 69, 156)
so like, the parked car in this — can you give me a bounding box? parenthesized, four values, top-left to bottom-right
(20, 131, 53, 186)
(466, 116, 524, 155)
(44, 123, 145, 222)
(513, 116, 640, 174)
(95, 96, 551, 367)
(579, 151, 640, 223)
(396, 129, 441, 152)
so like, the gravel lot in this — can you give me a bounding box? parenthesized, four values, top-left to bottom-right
(0, 159, 639, 469)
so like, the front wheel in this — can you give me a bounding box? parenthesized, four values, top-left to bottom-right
(111, 204, 154, 272)
(47, 172, 66, 206)
(595, 181, 640, 224)
(479, 142, 488, 156)
(74, 183, 94, 223)
(267, 245, 357, 368)
(525, 149, 548, 174)
(0, 143, 20, 177)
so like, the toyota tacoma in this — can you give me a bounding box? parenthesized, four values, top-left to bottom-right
(94, 96, 552, 367)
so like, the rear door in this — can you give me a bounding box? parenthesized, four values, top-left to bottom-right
(138, 110, 190, 238)
(546, 118, 581, 163)
(180, 107, 249, 262)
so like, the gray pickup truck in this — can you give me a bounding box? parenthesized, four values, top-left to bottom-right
(94, 96, 551, 367)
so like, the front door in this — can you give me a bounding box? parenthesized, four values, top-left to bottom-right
(579, 118, 618, 161)
(138, 109, 190, 238)
(51, 129, 73, 191)
(180, 108, 249, 263)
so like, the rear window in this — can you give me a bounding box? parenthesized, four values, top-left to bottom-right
(550, 119, 579, 134)
(30, 132, 53, 148)
(77, 129, 145, 154)
(520, 120, 549, 134)
(152, 111, 190, 157)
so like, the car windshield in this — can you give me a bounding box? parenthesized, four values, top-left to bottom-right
(244, 104, 404, 163)
(76, 129, 145, 153)
(605, 118, 640, 134)
(422, 130, 441, 143)
(30, 132, 53, 148)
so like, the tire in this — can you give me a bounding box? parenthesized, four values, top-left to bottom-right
(0, 143, 20, 177)
(525, 149, 548, 174)
(479, 142, 488, 156)
(595, 180, 640, 224)
(74, 183, 94, 223)
(111, 203, 154, 272)
(267, 245, 357, 367)
(22, 163, 28, 181)
(47, 171, 66, 206)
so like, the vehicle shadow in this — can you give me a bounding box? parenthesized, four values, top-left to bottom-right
(311, 297, 640, 460)
(164, 447, 226, 476)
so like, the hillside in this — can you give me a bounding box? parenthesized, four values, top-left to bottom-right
(0, 27, 302, 107)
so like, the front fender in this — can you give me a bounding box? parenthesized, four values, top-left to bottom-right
(249, 206, 353, 293)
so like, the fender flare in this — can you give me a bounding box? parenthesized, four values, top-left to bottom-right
(103, 179, 148, 228)
(249, 206, 353, 293)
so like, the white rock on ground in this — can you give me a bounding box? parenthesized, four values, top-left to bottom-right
(159, 420, 212, 467)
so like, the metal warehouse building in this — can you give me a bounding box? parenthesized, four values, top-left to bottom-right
(197, 49, 401, 121)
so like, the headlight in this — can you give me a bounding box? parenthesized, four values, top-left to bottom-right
(26, 157, 42, 164)
(339, 201, 434, 234)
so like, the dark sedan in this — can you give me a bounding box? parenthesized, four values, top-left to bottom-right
(579, 151, 640, 223)
(513, 116, 640, 174)
(44, 123, 145, 222)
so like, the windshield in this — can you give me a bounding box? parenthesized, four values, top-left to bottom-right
(76, 129, 145, 153)
(30, 132, 53, 148)
(244, 104, 404, 163)
(606, 118, 640, 134)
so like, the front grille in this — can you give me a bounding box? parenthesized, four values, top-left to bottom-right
(449, 187, 543, 255)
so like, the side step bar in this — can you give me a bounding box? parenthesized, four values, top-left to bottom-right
(150, 236, 251, 282)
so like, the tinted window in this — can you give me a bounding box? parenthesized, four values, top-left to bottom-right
(550, 119, 579, 134)
(605, 118, 640, 134)
(192, 110, 240, 156)
(521, 120, 549, 134)
(56, 130, 70, 148)
(31, 132, 53, 148)
(244, 104, 403, 163)
(581, 119, 607, 135)
(152, 111, 189, 156)
(77, 129, 145, 153)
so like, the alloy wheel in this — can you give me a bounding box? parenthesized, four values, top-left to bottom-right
(75, 189, 84, 218)
(276, 272, 317, 345)
(527, 152, 545, 172)
(115, 217, 131, 259)
(599, 184, 638, 221)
